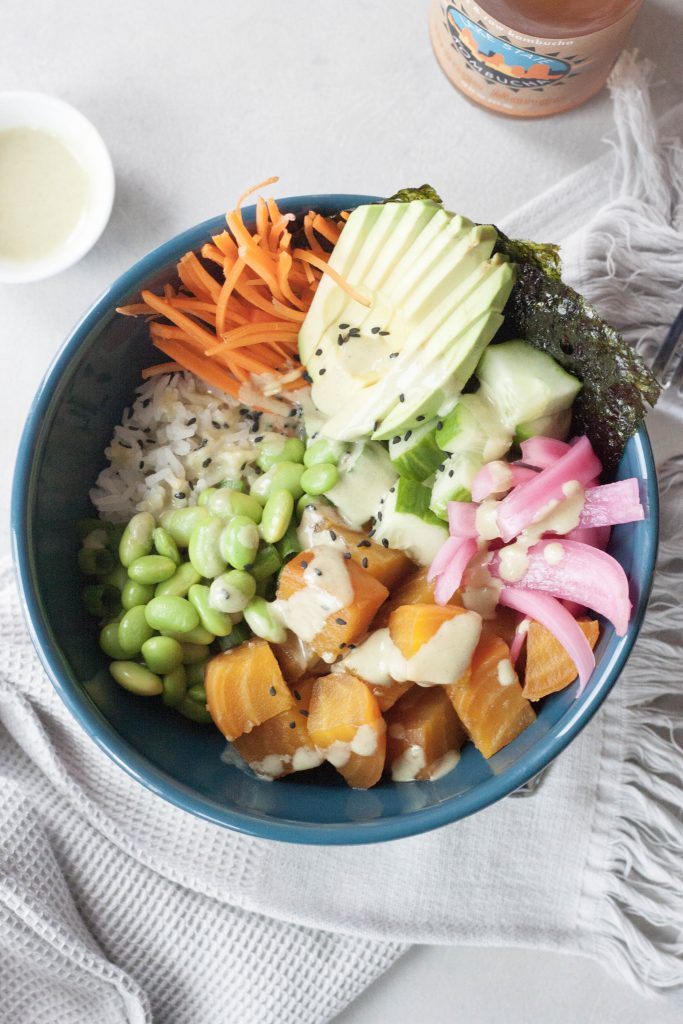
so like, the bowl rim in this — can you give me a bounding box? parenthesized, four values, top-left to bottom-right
(11, 194, 660, 844)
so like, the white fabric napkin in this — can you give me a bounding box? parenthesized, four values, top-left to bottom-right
(1, 54, 682, 1024)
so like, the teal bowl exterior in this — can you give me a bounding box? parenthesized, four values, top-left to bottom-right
(11, 195, 659, 844)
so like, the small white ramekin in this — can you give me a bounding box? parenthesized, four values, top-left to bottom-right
(0, 91, 115, 284)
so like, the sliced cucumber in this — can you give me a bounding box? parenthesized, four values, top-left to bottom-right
(372, 479, 448, 566)
(476, 339, 581, 431)
(388, 419, 443, 481)
(436, 392, 512, 462)
(429, 453, 482, 520)
(514, 407, 572, 444)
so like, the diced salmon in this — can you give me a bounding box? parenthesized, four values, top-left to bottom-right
(386, 686, 467, 781)
(301, 504, 414, 589)
(233, 679, 322, 778)
(372, 567, 462, 629)
(307, 672, 386, 789)
(205, 639, 293, 742)
(388, 603, 470, 660)
(522, 618, 600, 701)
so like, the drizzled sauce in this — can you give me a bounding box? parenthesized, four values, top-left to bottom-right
(274, 547, 353, 645)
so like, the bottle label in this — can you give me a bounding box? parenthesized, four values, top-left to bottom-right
(430, 0, 641, 117)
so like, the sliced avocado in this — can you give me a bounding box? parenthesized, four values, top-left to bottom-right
(436, 392, 512, 461)
(324, 441, 398, 529)
(372, 479, 448, 566)
(514, 407, 572, 443)
(388, 418, 443, 481)
(429, 452, 481, 520)
(476, 340, 582, 431)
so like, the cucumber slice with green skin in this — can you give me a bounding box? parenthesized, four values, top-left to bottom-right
(324, 441, 398, 529)
(514, 407, 572, 444)
(388, 419, 443, 481)
(429, 453, 482, 521)
(372, 479, 448, 566)
(436, 392, 513, 461)
(476, 339, 582, 431)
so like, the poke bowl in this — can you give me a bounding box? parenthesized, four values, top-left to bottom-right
(11, 189, 659, 844)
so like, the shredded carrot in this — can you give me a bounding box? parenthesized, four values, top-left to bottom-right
(124, 178, 366, 401)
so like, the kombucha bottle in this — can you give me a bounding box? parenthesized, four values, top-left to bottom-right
(430, 0, 644, 117)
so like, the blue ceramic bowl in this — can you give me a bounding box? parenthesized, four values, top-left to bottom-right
(11, 194, 659, 844)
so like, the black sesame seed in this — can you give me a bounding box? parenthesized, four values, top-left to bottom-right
(329, 530, 337, 541)
(377, 511, 383, 522)
(438, 464, 445, 472)
(361, 557, 369, 569)
(389, 352, 399, 359)
(337, 334, 346, 346)
(382, 538, 389, 548)
(254, 435, 263, 443)
(416, 415, 425, 422)
(142, 398, 151, 408)
(347, 643, 357, 650)
(187, 417, 197, 426)
(339, 642, 346, 649)
(143, 427, 151, 434)
(315, 348, 322, 356)
(339, 323, 349, 330)
(139, 461, 144, 470)
(300, 709, 309, 718)
(174, 492, 186, 500)
(404, 430, 412, 441)
(318, 368, 326, 376)
(212, 420, 221, 429)
(335, 617, 347, 626)
(303, 371, 312, 383)
(289, 721, 296, 729)
(371, 326, 380, 334)
(293, 689, 302, 701)
(449, 469, 454, 478)
(368, 528, 375, 537)
(300, 559, 308, 569)
(357, 540, 371, 548)
(436, 421, 443, 431)
(379, 330, 390, 336)
(373, 420, 379, 431)
(198, 437, 208, 448)
(269, 685, 277, 696)
(119, 440, 132, 449)
(392, 436, 400, 445)
(202, 458, 212, 468)
(314, 568, 322, 577)
(343, 551, 352, 560)
(399, 394, 405, 403)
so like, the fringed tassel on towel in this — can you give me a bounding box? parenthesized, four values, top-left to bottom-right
(562, 52, 683, 373)
(566, 53, 683, 995)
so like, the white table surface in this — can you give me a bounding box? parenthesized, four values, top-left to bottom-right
(1, 3, 681, 1021)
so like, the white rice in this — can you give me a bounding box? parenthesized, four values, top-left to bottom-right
(90, 373, 301, 522)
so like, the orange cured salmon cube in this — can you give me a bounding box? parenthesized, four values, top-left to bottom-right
(386, 686, 467, 781)
(307, 672, 386, 789)
(205, 639, 293, 742)
(372, 567, 462, 629)
(388, 603, 471, 660)
(522, 618, 600, 701)
(233, 679, 323, 778)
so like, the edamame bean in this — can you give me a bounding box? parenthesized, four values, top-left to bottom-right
(260, 490, 294, 544)
(141, 635, 184, 674)
(300, 463, 339, 496)
(103, 563, 129, 591)
(188, 683, 207, 704)
(122, 579, 156, 610)
(82, 584, 120, 619)
(256, 436, 306, 472)
(154, 562, 201, 598)
(161, 624, 215, 645)
(188, 584, 232, 637)
(197, 487, 218, 507)
(276, 521, 301, 563)
(249, 462, 305, 504)
(208, 570, 256, 614)
(219, 516, 260, 571)
(217, 620, 252, 651)
(250, 544, 281, 582)
(119, 512, 155, 567)
(118, 605, 156, 655)
(78, 546, 115, 576)
(208, 487, 263, 524)
(243, 597, 287, 644)
(128, 554, 177, 585)
(81, 527, 109, 550)
(162, 665, 187, 708)
(145, 595, 199, 634)
(109, 661, 163, 697)
(178, 696, 212, 723)
(99, 622, 130, 660)
(153, 527, 181, 565)
(188, 516, 227, 579)
(181, 642, 211, 665)
(160, 506, 211, 547)
(185, 661, 207, 686)
(303, 437, 347, 467)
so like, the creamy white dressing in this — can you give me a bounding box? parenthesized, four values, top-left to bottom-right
(427, 749, 461, 780)
(497, 479, 585, 583)
(250, 753, 290, 780)
(486, 461, 514, 496)
(475, 497, 502, 541)
(497, 658, 516, 686)
(325, 740, 351, 768)
(0, 127, 90, 262)
(543, 542, 565, 566)
(291, 746, 325, 772)
(391, 745, 427, 782)
(461, 554, 502, 619)
(341, 613, 481, 688)
(350, 722, 382, 757)
(274, 546, 353, 643)
(297, 505, 348, 552)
